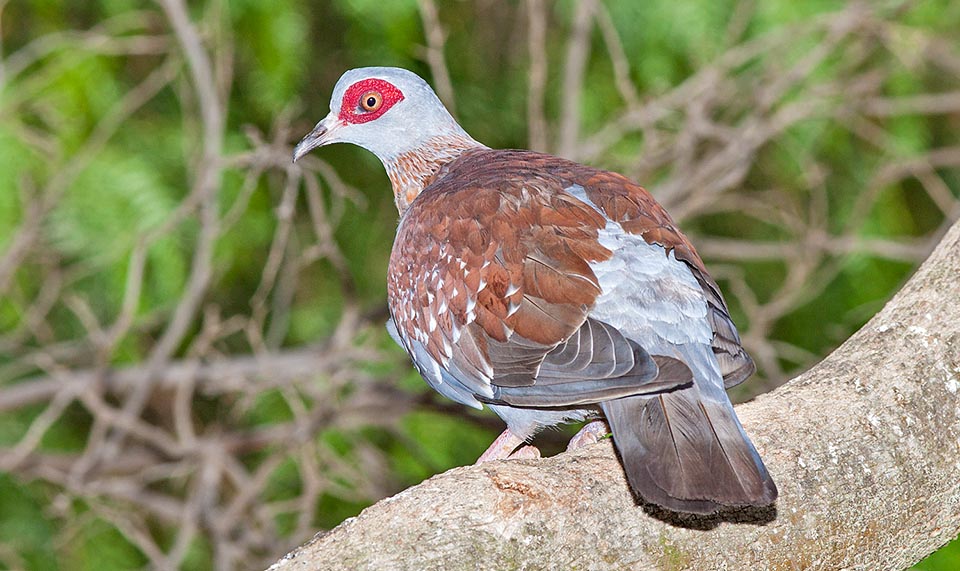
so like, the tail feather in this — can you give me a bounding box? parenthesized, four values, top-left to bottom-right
(601, 388, 777, 514)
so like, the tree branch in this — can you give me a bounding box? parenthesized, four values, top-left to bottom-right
(268, 217, 960, 570)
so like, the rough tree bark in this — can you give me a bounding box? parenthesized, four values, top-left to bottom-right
(269, 218, 960, 571)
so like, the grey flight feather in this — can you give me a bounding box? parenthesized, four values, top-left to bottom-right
(388, 316, 693, 410)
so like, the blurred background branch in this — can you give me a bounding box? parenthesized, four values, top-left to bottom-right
(0, 1, 958, 569)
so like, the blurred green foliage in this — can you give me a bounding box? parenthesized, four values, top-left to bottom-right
(1, 0, 959, 569)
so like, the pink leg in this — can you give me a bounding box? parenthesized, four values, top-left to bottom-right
(566, 420, 610, 451)
(476, 429, 540, 463)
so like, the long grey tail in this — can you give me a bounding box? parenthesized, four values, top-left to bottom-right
(601, 386, 777, 514)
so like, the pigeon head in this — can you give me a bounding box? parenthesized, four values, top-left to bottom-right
(293, 67, 479, 164)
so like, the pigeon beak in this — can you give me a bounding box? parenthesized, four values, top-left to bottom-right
(293, 113, 342, 162)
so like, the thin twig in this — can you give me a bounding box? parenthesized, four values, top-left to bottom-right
(416, 0, 457, 114)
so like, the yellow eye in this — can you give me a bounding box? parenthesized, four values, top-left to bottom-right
(360, 91, 383, 112)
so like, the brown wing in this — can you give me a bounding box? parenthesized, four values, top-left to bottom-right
(436, 150, 753, 387)
(553, 161, 756, 388)
(387, 150, 692, 407)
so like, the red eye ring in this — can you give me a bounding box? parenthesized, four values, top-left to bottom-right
(360, 91, 383, 112)
(339, 78, 404, 124)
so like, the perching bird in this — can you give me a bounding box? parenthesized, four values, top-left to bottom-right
(293, 67, 777, 514)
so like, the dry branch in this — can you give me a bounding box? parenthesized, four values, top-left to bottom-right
(269, 218, 960, 570)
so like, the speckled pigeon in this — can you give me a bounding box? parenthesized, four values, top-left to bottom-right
(293, 67, 777, 514)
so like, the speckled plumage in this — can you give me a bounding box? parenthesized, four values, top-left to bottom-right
(295, 67, 777, 514)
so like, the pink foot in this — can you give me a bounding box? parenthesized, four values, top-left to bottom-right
(566, 420, 610, 451)
(477, 429, 540, 463)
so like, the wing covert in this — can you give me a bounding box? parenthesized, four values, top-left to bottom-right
(386, 149, 695, 406)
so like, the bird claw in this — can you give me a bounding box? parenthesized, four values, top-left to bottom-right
(566, 420, 610, 451)
(476, 429, 540, 463)
(506, 445, 541, 460)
